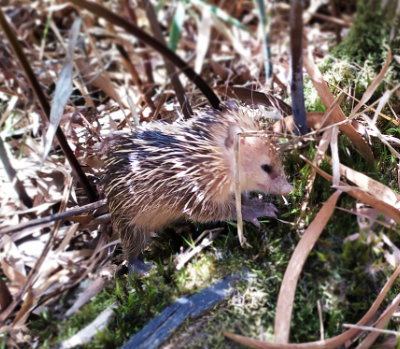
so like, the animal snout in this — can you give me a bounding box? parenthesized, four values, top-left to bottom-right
(280, 182, 293, 196)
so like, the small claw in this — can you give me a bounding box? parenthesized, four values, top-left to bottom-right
(251, 218, 261, 228)
(263, 203, 278, 214)
(267, 210, 277, 219)
(128, 258, 154, 276)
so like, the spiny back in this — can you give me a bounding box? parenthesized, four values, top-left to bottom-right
(102, 101, 263, 220)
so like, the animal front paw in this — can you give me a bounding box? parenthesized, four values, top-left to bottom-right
(241, 197, 278, 228)
(128, 258, 155, 276)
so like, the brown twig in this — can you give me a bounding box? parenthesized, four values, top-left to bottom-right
(0, 200, 107, 235)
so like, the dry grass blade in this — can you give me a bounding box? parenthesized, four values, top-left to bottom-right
(123, 0, 156, 97)
(326, 81, 399, 126)
(273, 90, 344, 134)
(272, 112, 325, 133)
(300, 155, 400, 223)
(356, 292, 400, 348)
(349, 47, 392, 118)
(310, 13, 351, 28)
(294, 97, 345, 218)
(0, 200, 107, 235)
(74, 60, 123, 106)
(336, 161, 400, 207)
(116, 44, 155, 111)
(362, 113, 400, 159)
(60, 303, 118, 348)
(42, 17, 81, 165)
(0, 95, 18, 129)
(194, 6, 211, 75)
(372, 89, 392, 124)
(12, 290, 34, 326)
(226, 264, 400, 348)
(303, 47, 374, 165)
(65, 278, 107, 318)
(216, 86, 292, 116)
(330, 126, 340, 187)
(274, 190, 342, 343)
(234, 132, 245, 247)
(175, 228, 223, 270)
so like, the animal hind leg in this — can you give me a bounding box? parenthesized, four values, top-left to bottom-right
(115, 220, 154, 275)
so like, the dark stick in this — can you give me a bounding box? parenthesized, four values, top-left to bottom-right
(289, 0, 308, 135)
(122, 273, 243, 349)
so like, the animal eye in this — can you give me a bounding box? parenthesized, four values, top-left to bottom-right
(261, 164, 272, 174)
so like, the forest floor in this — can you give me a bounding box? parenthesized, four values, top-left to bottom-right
(0, 1, 400, 348)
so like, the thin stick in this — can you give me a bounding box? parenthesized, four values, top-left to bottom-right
(0, 200, 107, 235)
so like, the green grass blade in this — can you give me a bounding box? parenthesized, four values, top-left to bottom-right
(168, 1, 185, 51)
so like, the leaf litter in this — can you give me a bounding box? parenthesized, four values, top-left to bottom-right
(0, 1, 399, 348)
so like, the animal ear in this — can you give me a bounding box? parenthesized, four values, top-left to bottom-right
(225, 124, 242, 148)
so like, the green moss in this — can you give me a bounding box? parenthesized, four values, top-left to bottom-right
(332, 0, 393, 68)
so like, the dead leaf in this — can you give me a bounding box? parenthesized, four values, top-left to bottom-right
(0, 278, 12, 312)
(216, 86, 292, 116)
(210, 59, 233, 80)
(301, 155, 400, 223)
(337, 162, 400, 208)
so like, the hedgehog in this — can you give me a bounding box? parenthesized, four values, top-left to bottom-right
(102, 100, 293, 274)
